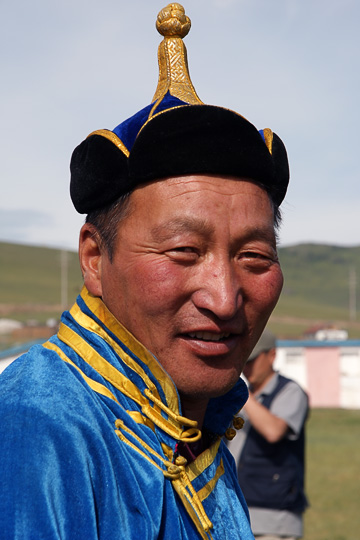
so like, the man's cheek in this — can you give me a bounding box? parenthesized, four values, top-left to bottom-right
(136, 259, 187, 294)
(252, 270, 283, 308)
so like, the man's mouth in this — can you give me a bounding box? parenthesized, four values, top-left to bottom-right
(187, 331, 232, 342)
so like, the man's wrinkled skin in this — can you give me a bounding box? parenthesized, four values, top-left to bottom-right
(80, 174, 283, 427)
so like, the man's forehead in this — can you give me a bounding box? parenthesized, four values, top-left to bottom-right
(129, 176, 276, 236)
(134, 173, 271, 198)
(132, 175, 275, 222)
(148, 216, 276, 244)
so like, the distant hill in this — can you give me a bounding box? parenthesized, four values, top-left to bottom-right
(1, 241, 359, 339)
(0, 242, 82, 319)
(273, 243, 360, 338)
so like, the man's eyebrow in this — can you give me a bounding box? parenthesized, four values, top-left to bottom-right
(240, 226, 277, 246)
(150, 218, 213, 241)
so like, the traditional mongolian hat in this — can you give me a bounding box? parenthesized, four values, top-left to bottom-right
(70, 3, 289, 214)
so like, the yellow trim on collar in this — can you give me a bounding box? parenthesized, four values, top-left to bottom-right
(115, 422, 167, 474)
(58, 322, 149, 407)
(79, 287, 180, 413)
(70, 301, 162, 405)
(57, 317, 199, 442)
(172, 472, 213, 538)
(186, 438, 221, 482)
(43, 341, 119, 403)
(126, 411, 155, 431)
(197, 459, 225, 502)
(114, 418, 213, 538)
(115, 418, 171, 469)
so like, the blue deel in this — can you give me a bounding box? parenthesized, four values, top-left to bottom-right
(0, 287, 254, 540)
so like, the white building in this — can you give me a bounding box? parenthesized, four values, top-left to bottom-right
(275, 339, 360, 409)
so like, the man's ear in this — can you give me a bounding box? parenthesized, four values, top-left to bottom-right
(79, 223, 104, 297)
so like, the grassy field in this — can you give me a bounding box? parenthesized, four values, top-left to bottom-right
(304, 408, 360, 540)
(273, 243, 360, 339)
(0, 242, 83, 321)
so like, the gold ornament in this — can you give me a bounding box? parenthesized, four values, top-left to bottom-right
(233, 416, 245, 430)
(224, 428, 237, 441)
(152, 4, 203, 106)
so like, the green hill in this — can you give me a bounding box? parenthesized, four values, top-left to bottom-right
(271, 243, 360, 338)
(0, 242, 83, 317)
(1, 241, 359, 339)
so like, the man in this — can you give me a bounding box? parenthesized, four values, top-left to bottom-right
(0, 5, 290, 539)
(227, 330, 309, 540)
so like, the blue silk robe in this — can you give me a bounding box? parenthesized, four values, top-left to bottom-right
(0, 287, 254, 539)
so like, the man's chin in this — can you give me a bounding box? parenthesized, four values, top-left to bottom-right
(179, 375, 240, 403)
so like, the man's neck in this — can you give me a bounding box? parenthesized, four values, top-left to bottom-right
(180, 396, 209, 431)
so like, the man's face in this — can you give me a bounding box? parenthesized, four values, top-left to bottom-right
(94, 175, 283, 402)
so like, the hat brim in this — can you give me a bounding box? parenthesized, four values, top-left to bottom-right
(70, 105, 289, 214)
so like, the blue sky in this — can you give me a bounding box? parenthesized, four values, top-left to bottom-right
(0, 0, 358, 250)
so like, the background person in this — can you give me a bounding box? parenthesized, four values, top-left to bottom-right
(227, 329, 309, 540)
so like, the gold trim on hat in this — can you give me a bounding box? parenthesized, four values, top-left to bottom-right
(262, 128, 273, 155)
(87, 129, 130, 157)
(152, 4, 203, 108)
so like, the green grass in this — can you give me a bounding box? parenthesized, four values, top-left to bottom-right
(0, 242, 83, 308)
(278, 244, 360, 311)
(276, 244, 360, 323)
(304, 408, 360, 540)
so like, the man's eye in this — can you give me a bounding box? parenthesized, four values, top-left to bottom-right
(174, 247, 195, 253)
(243, 252, 267, 259)
(166, 246, 199, 261)
(239, 251, 277, 268)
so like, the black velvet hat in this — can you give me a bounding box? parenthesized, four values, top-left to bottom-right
(70, 4, 289, 214)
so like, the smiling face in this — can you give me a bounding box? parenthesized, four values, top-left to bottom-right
(81, 175, 283, 410)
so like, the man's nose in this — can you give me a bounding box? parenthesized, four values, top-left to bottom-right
(191, 261, 242, 320)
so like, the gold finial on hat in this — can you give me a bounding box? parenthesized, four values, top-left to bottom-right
(152, 4, 203, 105)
